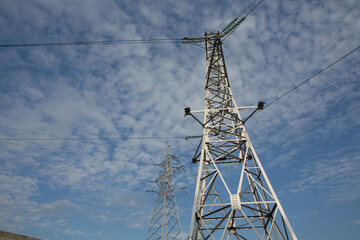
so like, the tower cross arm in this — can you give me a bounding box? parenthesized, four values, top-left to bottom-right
(187, 105, 258, 114)
(182, 36, 208, 44)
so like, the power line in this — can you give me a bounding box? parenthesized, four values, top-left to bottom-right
(0, 38, 183, 48)
(245, 0, 264, 18)
(0, 124, 60, 138)
(1, 164, 149, 184)
(0, 140, 136, 161)
(0, 152, 192, 184)
(265, 45, 360, 109)
(0, 124, 198, 154)
(234, 0, 260, 20)
(255, 1, 359, 72)
(0, 136, 184, 141)
(0, 125, 168, 162)
(0, 1, 264, 49)
(253, 69, 360, 130)
(222, 0, 265, 41)
(259, 105, 360, 155)
(0, 139, 197, 175)
(0, 143, 156, 177)
(0, 137, 188, 172)
(215, 0, 255, 31)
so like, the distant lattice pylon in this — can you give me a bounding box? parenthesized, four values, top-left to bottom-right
(146, 146, 183, 240)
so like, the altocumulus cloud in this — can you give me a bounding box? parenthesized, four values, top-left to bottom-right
(0, 0, 359, 239)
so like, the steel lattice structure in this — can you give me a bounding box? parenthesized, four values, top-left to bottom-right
(184, 32, 297, 240)
(146, 146, 183, 240)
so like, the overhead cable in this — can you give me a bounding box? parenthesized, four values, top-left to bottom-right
(245, 0, 264, 18)
(253, 69, 360, 130)
(259, 105, 360, 155)
(0, 140, 130, 161)
(265, 45, 360, 109)
(0, 38, 183, 48)
(0, 1, 264, 49)
(221, 0, 264, 41)
(0, 136, 184, 141)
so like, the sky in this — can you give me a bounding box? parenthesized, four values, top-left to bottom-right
(0, 0, 359, 239)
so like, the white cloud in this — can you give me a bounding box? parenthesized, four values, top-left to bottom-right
(62, 228, 86, 236)
(39, 200, 80, 217)
(0, 173, 38, 232)
(287, 149, 360, 205)
(352, 220, 360, 225)
(0, 0, 359, 239)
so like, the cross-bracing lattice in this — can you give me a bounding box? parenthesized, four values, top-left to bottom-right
(186, 34, 297, 240)
(146, 146, 183, 240)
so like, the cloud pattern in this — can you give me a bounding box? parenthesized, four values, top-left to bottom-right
(0, 0, 359, 239)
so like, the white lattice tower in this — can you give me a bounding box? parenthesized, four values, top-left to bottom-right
(146, 146, 183, 240)
(185, 34, 297, 240)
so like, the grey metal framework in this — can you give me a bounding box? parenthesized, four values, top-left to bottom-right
(184, 32, 297, 240)
(146, 146, 183, 240)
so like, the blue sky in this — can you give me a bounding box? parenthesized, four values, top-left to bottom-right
(0, 0, 359, 239)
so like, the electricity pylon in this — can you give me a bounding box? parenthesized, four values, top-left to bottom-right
(146, 146, 183, 240)
(183, 8, 297, 240)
